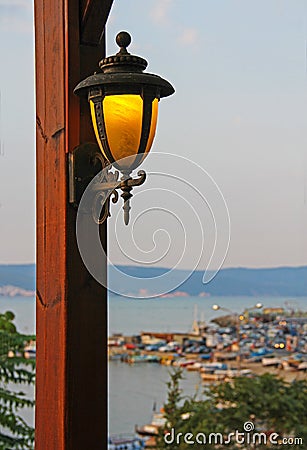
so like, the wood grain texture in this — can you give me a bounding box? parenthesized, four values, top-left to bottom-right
(34, 0, 113, 448)
(80, 0, 114, 45)
(35, 0, 67, 447)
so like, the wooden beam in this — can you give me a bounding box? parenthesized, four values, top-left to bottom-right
(80, 0, 114, 45)
(34, 1, 113, 449)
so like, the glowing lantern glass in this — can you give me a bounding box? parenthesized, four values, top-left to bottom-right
(74, 31, 174, 175)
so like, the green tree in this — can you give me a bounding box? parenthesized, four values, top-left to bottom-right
(157, 372, 307, 449)
(157, 369, 186, 450)
(0, 311, 35, 449)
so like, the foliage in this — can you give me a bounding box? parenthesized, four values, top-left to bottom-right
(157, 369, 307, 449)
(163, 368, 185, 430)
(0, 311, 35, 449)
(156, 369, 182, 449)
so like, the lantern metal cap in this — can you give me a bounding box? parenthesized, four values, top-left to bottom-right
(74, 31, 175, 99)
(99, 31, 148, 74)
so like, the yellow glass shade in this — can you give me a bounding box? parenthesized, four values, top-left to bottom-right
(145, 98, 158, 153)
(90, 95, 158, 171)
(103, 94, 142, 162)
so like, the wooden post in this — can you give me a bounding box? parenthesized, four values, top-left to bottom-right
(34, 1, 113, 449)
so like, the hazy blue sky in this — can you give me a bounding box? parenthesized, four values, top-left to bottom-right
(0, 0, 306, 271)
(0, 0, 35, 264)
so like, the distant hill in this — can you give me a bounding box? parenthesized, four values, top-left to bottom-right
(0, 264, 35, 291)
(0, 263, 306, 297)
(109, 265, 307, 297)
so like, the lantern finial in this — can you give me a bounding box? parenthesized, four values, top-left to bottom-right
(99, 32, 147, 73)
(116, 31, 131, 54)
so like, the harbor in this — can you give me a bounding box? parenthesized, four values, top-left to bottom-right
(109, 305, 307, 383)
(1, 294, 306, 446)
(109, 305, 307, 448)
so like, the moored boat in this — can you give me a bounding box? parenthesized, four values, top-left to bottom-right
(108, 435, 145, 449)
(186, 362, 203, 371)
(126, 355, 161, 364)
(200, 363, 228, 372)
(173, 358, 197, 368)
(201, 372, 226, 382)
(136, 413, 166, 437)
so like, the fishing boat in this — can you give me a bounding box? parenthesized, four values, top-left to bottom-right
(200, 362, 228, 372)
(201, 372, 225, 382)
(200, 363, 229, 381)
(136, 413, 166, 437)
(186, 362, 203, 371)
(262, 355, 282, 367)
(172, 358, 197, 368)
(126, 355, 161, 364)
(223, 369, 253, 380)
(108, 434, 145, 449)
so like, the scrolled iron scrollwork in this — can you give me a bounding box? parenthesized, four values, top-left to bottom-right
(91, 166, 146, 225)
(69, 143, 146, 225)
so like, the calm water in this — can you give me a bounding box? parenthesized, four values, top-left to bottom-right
(108, 295, 307, 336)
(2, 294, 306, 340)
(109, 361, 201, 434)
(1, 295, 306, 434)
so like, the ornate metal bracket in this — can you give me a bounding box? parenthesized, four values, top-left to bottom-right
(69, 143, 146, 225)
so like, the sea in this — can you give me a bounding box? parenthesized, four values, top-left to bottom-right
(0, 294, 306, 435)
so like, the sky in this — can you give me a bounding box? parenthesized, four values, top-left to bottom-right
(0, 0, 307, 271)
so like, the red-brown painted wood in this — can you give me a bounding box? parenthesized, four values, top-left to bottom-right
(80, 0, 114, 45)
(34, 1, 113, 449)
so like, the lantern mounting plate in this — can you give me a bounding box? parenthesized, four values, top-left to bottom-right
(68, 143, 103, 207)
(68, 142, 146, 225)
